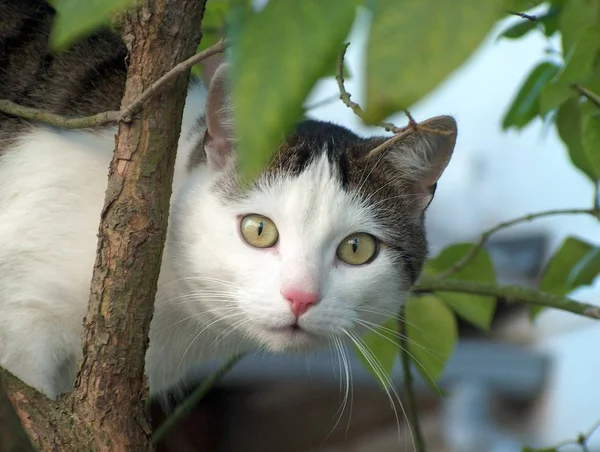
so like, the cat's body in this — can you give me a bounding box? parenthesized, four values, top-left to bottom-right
(0, 0, 457, 399)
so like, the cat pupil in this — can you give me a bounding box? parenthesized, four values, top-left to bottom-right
(257, 221, 264, 236)
(351, 237, 359, 253)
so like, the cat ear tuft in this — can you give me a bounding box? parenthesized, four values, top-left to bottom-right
(382, 115, 457, 209)
(204, 63, 235, 170)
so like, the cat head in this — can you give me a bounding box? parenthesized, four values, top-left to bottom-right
(169, 63, 457, 354)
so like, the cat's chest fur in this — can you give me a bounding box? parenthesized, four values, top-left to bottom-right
(0, 85, 220, 396)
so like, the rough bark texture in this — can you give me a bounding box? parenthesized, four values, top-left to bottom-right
(0, 372, 37, 452)
(65, 0, 205, 450)
(1, 368, 95, 450)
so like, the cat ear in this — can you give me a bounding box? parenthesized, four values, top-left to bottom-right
(204, 62, 235, 170)
(381, 115, 457, 209)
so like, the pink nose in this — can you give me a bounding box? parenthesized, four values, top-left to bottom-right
(281, 288, 320, 317)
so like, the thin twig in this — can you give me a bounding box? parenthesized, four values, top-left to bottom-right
(528, 419, 600, 452)
(0, 99, 119, 129)
(507, 10, 538, 22)
(435, 208, 597, 279)
(151, 353, 245, 445)
(414, 277, 600, 319)
(571, 84, 600, 108)
(404, 109, 418, 127)
(121, 38, 228, 121)
(580, 419, 600, 449)
(336, 42, 453, 161)
(398, 311, 427, 452)
(336, 42, 405, 134)
(0, 39, 228, 128)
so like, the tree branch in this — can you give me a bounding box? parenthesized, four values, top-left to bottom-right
(65, 1, 205, 450)
(0, 374, 36, 452)
(336, 42, 406, 134)
(0, 99, 119, 129)
(0, 39, 227, 128)
(0, 367, 94, 451)
(436, 208, 597, 279)
(414, 276, 600, 319)
(120, 38, 228, 121)
(571, 83, 600, 108)
(398, 314, 427, 452)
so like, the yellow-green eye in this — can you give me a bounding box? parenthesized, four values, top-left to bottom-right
(240, 214, 279, 248)
(336, 233, 379, 265)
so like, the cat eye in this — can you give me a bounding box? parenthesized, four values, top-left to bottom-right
(240, 214, 279, 248)
(336, 233, 379, 266)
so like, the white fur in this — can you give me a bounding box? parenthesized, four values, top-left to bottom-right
(0, 86, 408, 398)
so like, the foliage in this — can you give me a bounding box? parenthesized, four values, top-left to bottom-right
(50, 0, 136, 50)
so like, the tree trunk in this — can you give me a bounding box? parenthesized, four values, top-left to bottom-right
(2, 0, 205, 450)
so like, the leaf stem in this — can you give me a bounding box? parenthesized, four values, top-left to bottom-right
(414, 277, 600, 319)
(436, 208, 597, 279)
(151, 353, 245, 445)
(398, 312, 427, 452)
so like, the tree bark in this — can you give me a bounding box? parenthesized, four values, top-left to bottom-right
(67, 0, 205, 450)
(1, 368, 94, 450)
(1, 0, 205, 450)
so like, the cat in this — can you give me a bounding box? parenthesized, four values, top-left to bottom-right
(0, 0, 457, 399)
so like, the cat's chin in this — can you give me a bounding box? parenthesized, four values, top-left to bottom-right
(259, 324, 322, 353)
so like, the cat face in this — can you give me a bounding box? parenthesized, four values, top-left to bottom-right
(168, 64, 457, 354)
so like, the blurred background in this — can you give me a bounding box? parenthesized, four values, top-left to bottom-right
(151, 7, 600, 452)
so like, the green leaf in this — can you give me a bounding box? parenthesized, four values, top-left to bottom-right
(540, 236, 596, 296)
(425, 244, 497, 330)
(502, 62, 560, 129)
(231, 0, 358, 183)
(541, 6, 562, 37)
(556, 98, 598, 181)
(365, 0, 505, 122)
(533, 236, 596, 319)
(541, 24, 600, 114)
(567, 246, 600, 288)
(582, 114, 600, 178)
(499, 7, 561, 40)
(503, 0, 544, 12)
(558, 0, 599, 56)
(405, 295, 458, 383)
(562, 25, 600, 81)
(500, 19, 538, 40)
(50, 0, 136, 51)
(539, 81, 572, 115)
(353, 317, 399, 389)
(542, 26, 600, 111)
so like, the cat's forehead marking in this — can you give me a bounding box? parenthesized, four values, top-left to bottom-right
(263, 120, 428, 282)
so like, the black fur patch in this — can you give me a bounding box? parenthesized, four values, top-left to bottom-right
(263, 119, 429, 285)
